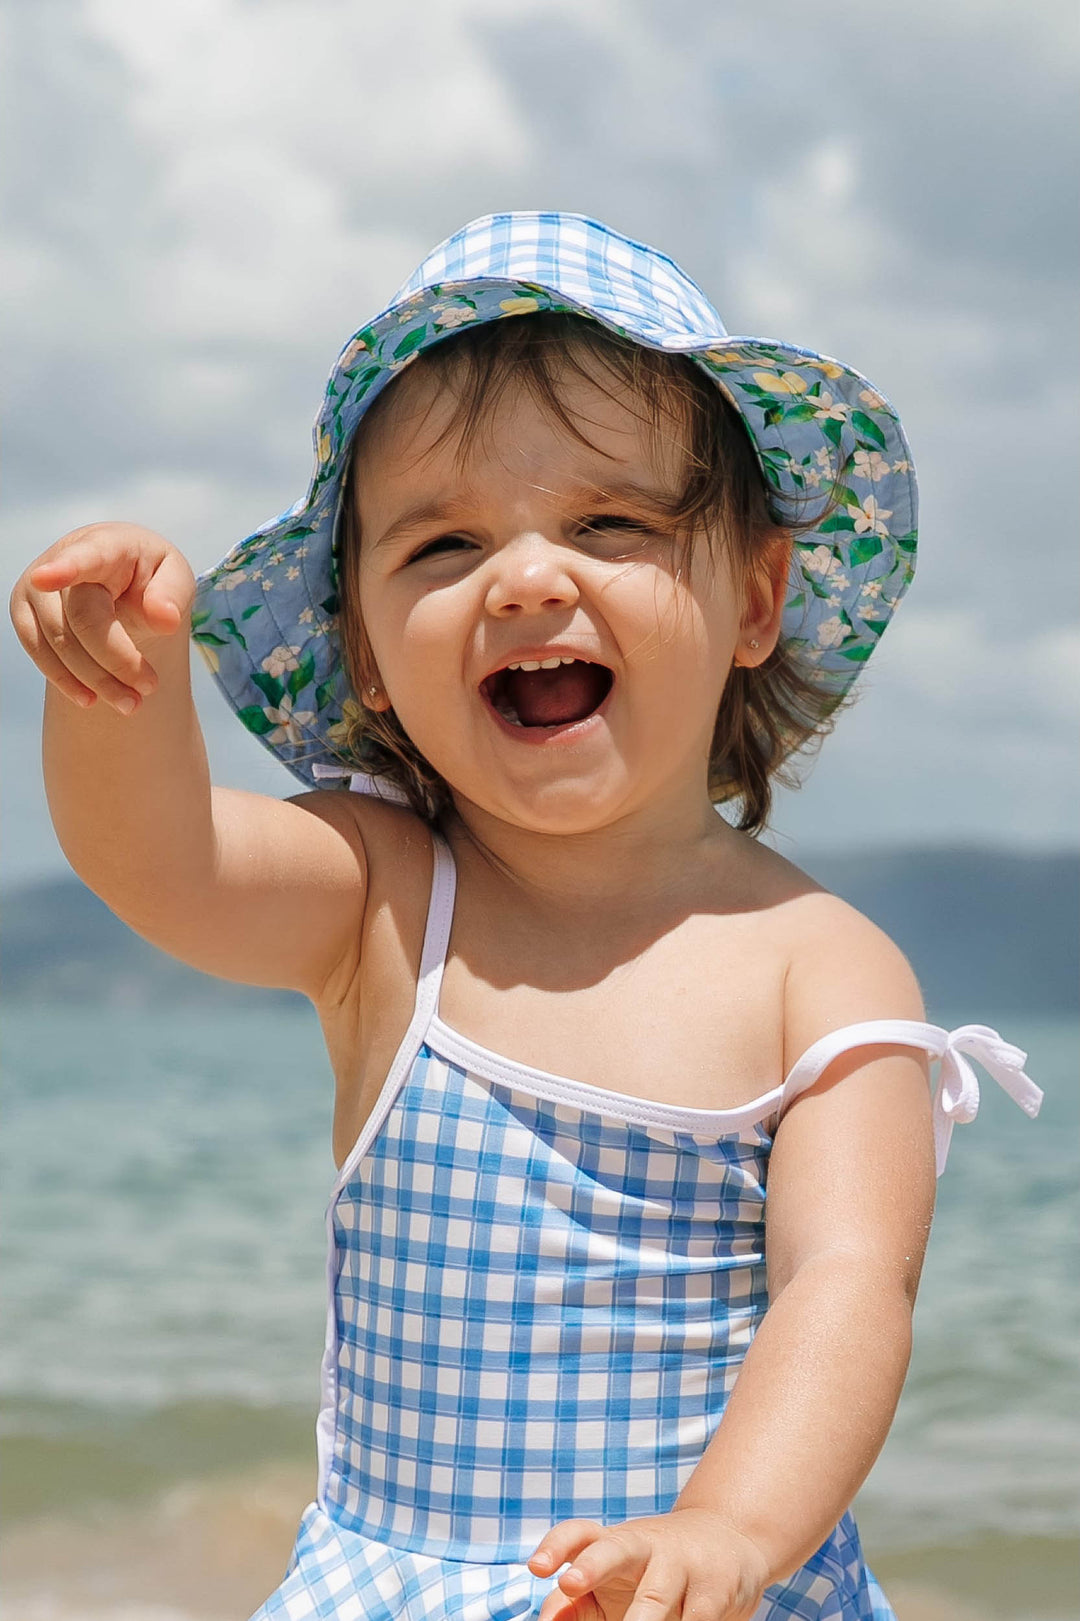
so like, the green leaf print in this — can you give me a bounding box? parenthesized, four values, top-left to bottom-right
(893, 530, 918, 554)
(315, 679, 339, 711)
(393, 326, 429, 360)
(848, 534, 884, 565)
(192, 630, 229, 648)
(217, 617, 248, 650)
(251, 672, 285, 707)
(238, 705, 274, 735)
(851, 411, 888, 451)
(287, 652, 316, 698)
(836, 643, 874, 662)
(241, 603, 264, 620)
(817, 511, 856, 533)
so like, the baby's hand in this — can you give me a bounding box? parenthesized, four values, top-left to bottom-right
(10, 522, 195, 715)
(528, 1509, 771, 1621)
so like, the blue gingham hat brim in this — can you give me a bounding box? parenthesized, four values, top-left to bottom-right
(191, 212, 917, 791)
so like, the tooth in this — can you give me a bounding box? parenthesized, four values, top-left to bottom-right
(559, 656, 576, 665)
(506, 661, 521, 671)
(539, 657, 561, 669)
(518, 660, 540, 671)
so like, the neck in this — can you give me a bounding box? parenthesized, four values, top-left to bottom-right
(444, 782, 747, 917)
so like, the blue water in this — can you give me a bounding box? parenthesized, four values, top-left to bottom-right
(2, 1003, 1076, 1554)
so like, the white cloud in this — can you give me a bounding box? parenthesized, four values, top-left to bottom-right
(2, 0, 1077, 876)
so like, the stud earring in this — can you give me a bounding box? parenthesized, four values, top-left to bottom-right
(368, 685, 378, 696)
(748, 639, 760, 650)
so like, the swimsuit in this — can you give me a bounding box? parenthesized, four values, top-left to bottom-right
(253, 826, 1040, 1621)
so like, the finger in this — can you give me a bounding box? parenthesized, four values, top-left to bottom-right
(682, 1581, 729, 1621)
(59, 584, 157, 702)
(528, 1520, 606, 1581)
(557, 1527, 651, 1598)
(130, 543, 193, 633)
(9, 595, 98, 708)
(621, 1562, 686, 1621)
(33, 588, 147, 712)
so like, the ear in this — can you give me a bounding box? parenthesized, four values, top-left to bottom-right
(362, 680, 393, 713)
(735, 531, 792, 669)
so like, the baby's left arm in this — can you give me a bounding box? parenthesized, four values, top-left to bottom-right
(530, 902, 936, 1620)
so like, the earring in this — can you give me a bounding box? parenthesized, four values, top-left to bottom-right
(748, 639, 760, 650)
(368, 685, 378, 696)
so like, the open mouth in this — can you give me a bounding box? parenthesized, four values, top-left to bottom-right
(479, 658, 614, 729)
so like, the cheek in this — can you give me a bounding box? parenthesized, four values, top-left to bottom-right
(364, 584, 469, 709)
(615, 568, 732, 685)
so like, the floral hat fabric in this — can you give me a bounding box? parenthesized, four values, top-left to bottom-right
(191, 211, 917, 792)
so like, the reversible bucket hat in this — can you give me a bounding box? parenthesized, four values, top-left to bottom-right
(191, 211, 917, 792)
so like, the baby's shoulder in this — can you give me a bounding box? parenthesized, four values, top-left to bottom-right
(741, 843, 927, 1064)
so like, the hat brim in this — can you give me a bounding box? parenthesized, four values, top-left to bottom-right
(192, 272, 916, 792)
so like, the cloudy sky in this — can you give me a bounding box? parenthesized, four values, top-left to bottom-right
(3, 0, 1077, 885)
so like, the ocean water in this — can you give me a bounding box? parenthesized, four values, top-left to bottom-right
(1, 1004, 1077, 1620)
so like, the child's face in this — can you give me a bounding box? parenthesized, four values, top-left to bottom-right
(352, 357, 781, 837)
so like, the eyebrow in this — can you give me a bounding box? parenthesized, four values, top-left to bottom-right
(369, 479, 676, 551)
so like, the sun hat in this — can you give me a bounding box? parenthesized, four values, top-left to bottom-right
(191, 211, 917, 793)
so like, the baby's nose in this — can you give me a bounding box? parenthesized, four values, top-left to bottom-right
(483, 532, 580, 617)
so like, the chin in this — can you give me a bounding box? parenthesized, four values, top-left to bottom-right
(458, 773, 636, 837)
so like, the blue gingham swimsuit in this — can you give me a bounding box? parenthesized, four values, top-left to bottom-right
(253, 829, 1041, 1621)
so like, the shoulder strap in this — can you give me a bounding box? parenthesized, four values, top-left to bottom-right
(413, 830, 457, 1031)
(779, 1019, 1043, 1177)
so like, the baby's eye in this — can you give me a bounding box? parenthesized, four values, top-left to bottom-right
(577, 515, 656, 554)
(410, 534, 475, 561)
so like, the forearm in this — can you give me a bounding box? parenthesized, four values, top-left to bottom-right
(673, 1252, 913, 1585)
(42, 612, 216, 922)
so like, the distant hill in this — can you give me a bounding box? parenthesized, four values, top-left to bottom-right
(1, 848, 1077, 1014)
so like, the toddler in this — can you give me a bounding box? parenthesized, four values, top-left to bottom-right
(12, 213, 1043, 1621)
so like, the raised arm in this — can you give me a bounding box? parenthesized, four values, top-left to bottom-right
(12, 522, 368, 1002)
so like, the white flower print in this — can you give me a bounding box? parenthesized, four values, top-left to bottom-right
(264, 694, 317, 746)
(810, 392, 851, 422)
(804, 544, 840, 578)
(853, 497, 893, 537)
(860, 579, 884, 600)
(892, 458, 912, 473)
(268, 550, 285, 566)
(295, 545, 310, 559)
(263, 644, 303, 679)
(859, 387, 886, 411)
(816, 616, 847, 649)
(814, 446, 833, 470)
(298, 606, 315, 624)
(286, 566, 301, 581)
(432, 304, 477, 329)
(853, 449, 890, 483)
(337, 336, 371, 370)
(215, 571, 248, 591)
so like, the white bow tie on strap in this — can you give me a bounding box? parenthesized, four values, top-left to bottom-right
(932, 1024, 1043, 1176)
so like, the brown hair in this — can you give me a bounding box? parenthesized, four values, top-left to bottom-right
(335, 312, 853, 835)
